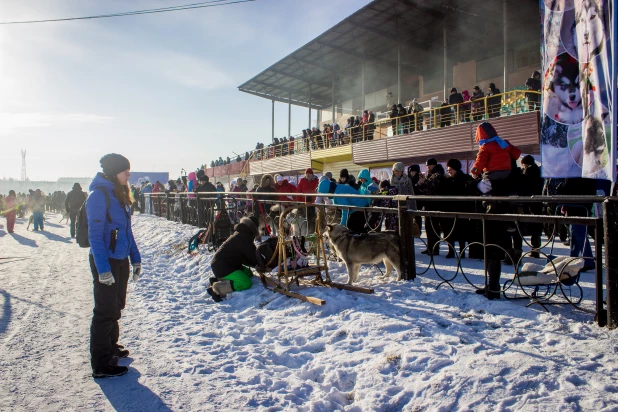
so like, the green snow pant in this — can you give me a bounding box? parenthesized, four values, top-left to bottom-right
(222, 267, 253, 291)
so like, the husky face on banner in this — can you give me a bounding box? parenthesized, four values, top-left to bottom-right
(540, 0, 614, 181)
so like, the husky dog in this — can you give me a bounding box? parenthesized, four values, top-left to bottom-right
(324, 224, 401, 284)
(60, 210, 70, 224)
(582, 116, 607, 173)
(549, 54, 583, 124)
(573, 0, 606, 62)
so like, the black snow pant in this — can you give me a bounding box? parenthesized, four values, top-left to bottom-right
(69, 212, 78, 238)
(89, 254, 130, 370)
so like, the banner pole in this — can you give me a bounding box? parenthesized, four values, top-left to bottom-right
(613, 0, 617, 186)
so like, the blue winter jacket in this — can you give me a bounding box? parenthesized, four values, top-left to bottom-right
(357, 169, 378, 201)
(317, 180, 370, 226)
(87, 173, 141, 274)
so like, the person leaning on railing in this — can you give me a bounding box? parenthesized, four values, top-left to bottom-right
(410, 98, 424, 132)
(525, 71, 541, 111)
(470, 86, 485, 121)
(487, 83, 501, 119)
(389, 105, 399, 136)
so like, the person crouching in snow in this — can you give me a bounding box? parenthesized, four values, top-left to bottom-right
(469, 122, 521, 200)
(207, 215, 260, 302)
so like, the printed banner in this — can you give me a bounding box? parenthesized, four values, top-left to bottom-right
(540, 0, 614, 181)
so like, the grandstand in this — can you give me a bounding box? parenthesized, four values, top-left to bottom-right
(206, 0, 542, 183)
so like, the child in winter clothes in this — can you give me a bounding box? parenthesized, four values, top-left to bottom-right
(207, 215, 260, 302)
(470, 122, 521, 193)
(367, 181, 398, 232)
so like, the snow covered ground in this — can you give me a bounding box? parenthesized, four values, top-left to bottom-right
(1, 212, 618, 411)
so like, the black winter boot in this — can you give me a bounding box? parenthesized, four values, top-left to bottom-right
(484, 258, 502, 300)
(92, 365, 129, 379)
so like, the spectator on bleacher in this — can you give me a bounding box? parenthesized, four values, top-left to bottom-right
(526, 71, 542, 111)
(389, 104, 399, 136)
(397, 104, 409, 134)
(324, 124, 332, 148)
(210, 161, 215, 168)
(410, 98, 424, 132)
(289, 137, 295, 155)
(245, 152, 250, 161)
(461, 90, 471, 122)
(366, 111, 376, 140)
(440, 100, 452, 128)
(448, 88, 464, 125)
(470, 86, 485, 121)
(487, 83, 501, 118)
(275, 174, 296, 202)
(386, 91, 394, 110)
(353, 115, 362, 142)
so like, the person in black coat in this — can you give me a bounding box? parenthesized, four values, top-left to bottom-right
(519, 155, 544, 258)
(487, 83, 502, 118)
(525, 71, 542, 111)
(448, 88, 464, 124)
(207, 216, 260, 302)
(65, 182, 87, 238)
(557, 178, 597, 270)
(440, 159, 477, 258)
(389, 104, 399, 135)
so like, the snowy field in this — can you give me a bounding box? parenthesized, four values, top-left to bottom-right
(1, 212, 618, 411)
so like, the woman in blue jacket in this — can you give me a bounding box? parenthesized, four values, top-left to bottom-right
(317, 179, 371, 234)
(87, 153, 141, 378)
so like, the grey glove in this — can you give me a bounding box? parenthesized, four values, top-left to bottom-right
(132, 263, 142, 282)
(99, 271, 115, 286)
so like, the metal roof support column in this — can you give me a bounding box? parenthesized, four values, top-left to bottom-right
(308, 85, 312, 129)
(397, 43, 402, 104)
(443, 22, 447, 101)
(332, 74, 336, 124)
(503, 0, 508, 92)
(361, 61, 366, 111)
(271, 99, 275, 143)
(288, 94, 291, 138)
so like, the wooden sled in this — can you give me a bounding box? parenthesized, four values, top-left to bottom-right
(257, 205, 374, 305)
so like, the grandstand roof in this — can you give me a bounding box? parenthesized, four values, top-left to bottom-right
(238, 0, 539, 108)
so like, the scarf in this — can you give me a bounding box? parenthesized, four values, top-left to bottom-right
(479, 135, 509, 149)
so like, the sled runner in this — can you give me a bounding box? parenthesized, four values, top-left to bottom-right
(255, 205, 373, 305)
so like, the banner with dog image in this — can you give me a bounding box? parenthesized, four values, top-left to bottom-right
(540, 0, 614, 181)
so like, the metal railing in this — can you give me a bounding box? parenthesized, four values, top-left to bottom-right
(142, 191, 616, 328)
(246, 90, 541, 161)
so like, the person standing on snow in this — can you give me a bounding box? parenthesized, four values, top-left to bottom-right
(4, 190, 17, 234)
(87, 153, 141, 378)
(31, 189, 46, 231)
(296, 168, 319, 233)
(65, 183, 87, 238)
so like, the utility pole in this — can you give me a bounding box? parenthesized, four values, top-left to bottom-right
(21, 150, 27, 181)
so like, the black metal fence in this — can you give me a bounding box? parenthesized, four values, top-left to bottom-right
(141, 191, 617, 328)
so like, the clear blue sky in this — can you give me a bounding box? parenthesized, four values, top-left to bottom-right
(0, 0, 371, 181)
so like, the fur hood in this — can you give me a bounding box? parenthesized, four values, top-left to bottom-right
(260, 174, 275, 188)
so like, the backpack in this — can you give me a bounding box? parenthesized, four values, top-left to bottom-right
(76, 187, 112, 248)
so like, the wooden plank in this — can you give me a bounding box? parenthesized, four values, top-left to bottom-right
(273, 287, 326, 305)
(322, 282, 374, 294)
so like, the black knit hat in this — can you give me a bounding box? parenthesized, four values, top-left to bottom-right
(426, 158, 438, 166)
(340, 169, 349, 178)
(408, 164, 421, 174)
(100, 153, 130, 178)
(446, 158, 462, 171)
(72, 183, 82, 190)
(521, 155, 536, 165)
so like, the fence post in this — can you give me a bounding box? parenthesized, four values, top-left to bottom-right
(166, 194, 171, 221)
(395, 196, 415, 281)
(603, 199, 618, 328)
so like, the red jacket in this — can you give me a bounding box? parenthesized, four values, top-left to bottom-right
(296, 176, 319, 203)
(472, 139, 521, 174)
(275, 180, 297, 201)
